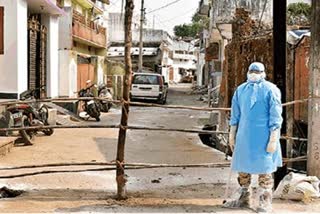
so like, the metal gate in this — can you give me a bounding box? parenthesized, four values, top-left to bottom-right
(28, 15, 47, 98)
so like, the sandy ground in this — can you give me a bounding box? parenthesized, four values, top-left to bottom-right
(0, 84, 319, 213)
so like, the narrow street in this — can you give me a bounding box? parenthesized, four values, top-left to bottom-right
(0, 84, 319, 213)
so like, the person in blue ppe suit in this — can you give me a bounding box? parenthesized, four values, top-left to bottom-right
(223, 62, 283, 212)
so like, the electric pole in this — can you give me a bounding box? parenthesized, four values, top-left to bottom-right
(138, 0, 145, 71)
(307, 0, 320, 177)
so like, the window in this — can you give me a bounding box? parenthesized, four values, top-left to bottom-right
(132, 75, 160, 85)
(0, 7, 3, 54)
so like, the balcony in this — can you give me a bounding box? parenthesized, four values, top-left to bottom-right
(74, 0, 106, 13)
(72, 11, 107, 48)
(72, 22, 107, 48)
(72, 16, 107, 48)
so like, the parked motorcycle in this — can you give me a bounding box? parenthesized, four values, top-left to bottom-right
(78, 84, 101, 121)
(98, 84, 113, 112)
(6, 87, 54, 145)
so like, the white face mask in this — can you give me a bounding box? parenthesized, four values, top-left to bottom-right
(247, 73, 264, 82)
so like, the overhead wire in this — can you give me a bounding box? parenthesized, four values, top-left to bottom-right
(143, 2, 175, 32)
(146, 0, 183, 14)
(143, 0, 196, 34)
(161, 7, 196, 23)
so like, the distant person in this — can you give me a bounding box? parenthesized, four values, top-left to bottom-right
(224, 62, 283, 212)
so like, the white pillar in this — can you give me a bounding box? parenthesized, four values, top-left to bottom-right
(97, 56, 105, 85)
(17, 0, 28, 95)
(58, 50, 78, 97)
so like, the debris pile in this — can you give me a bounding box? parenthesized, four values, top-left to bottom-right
(0, 186, 24, 199)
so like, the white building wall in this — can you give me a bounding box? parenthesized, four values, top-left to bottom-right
(69, 54, 77, 97)
(0, 0, 28, 98)
(172, 59, 197, 83)
(97, 56, 104, 85)
(59, 50, 77, 97)
(42, 15, 59, 98)
(59, 7, 72, 50)
(17, 0, 28, 95)
(196, 53, 206, 86)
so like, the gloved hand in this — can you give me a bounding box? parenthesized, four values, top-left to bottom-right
(267, 129, 279, 153)
(229, 126, 237, 152)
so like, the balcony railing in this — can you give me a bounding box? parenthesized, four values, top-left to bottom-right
(72, 11, 106, 48)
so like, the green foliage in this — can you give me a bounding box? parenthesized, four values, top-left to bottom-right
(173, 13, 209, 38)
(287, 2, 311, 25)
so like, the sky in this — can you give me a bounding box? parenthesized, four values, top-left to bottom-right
(107, 0, 201, 36)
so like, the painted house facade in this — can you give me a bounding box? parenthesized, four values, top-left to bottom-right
(58, 0, 109, 97)
(0, 0, 63, 99)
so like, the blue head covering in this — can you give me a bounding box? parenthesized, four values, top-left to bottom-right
(247, 62, 266, 108)
(248, 62, 265, 73)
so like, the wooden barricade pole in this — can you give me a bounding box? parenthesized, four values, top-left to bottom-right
(307, 0, 320, 177)
(116, 0, 134, 200)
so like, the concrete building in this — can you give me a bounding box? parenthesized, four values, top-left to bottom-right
(169, 40, 197, 84)
(0, 0, 63, 99)
(107, 12, 173, 74)
(58, 0, 109, 97)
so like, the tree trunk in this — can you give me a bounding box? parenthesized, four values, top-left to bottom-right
(116, 0, 134, 200)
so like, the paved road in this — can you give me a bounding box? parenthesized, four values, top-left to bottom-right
(0, 84, 319, 213)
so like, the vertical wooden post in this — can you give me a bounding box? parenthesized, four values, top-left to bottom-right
(307, 0, 320, 177)
(286, 47, 294, 168)
(273, 0, 287, 189)
(116, 0, 134, 200)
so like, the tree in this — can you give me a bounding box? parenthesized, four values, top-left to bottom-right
(173, 13, 209, 38)
(287, 2, 311, 25)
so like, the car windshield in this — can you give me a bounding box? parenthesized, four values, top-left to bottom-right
(132, 75, 160, 85)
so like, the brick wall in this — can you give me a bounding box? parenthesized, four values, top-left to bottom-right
(219, 8, 273, 108)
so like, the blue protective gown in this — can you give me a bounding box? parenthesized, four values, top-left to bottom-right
(230, 79, 283, 174)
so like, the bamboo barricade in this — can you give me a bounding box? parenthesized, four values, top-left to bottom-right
(0, 156, 306, 179)
(115, 0, 134, 200)
(0, 125, 308, 142)
(0, 93, 314, 197)
(0, 96, 317, 112)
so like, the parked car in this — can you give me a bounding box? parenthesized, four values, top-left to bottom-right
(130, 73, 168, 104)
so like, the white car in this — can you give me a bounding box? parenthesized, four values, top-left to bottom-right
(130, 73, 168, 104)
